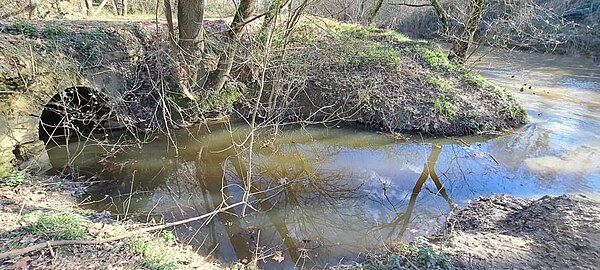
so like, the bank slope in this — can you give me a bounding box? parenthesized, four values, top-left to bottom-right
(266, 18, 527, 135)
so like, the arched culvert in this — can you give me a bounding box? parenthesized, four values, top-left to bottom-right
(38, 87, 111, 143)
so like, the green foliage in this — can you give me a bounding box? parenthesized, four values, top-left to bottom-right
(462, 72, 527, 121)
(200, 83, 244, 112)
(342, 41, 402, 68)
(419, 46, 452, 70)
(434, 98, 456, 118)
(160, 230, 175, 243)
(290, 39, 401, 70)
(381, 30, 412, 42)
(413, 245, 454, 269)
(330, 23, 380, 40)
(2, 170, 29, 187)
(283, 22, 319, 45)
(168, 93, 191, 108)
(127, 237, 180, 270)
(283, 21, 402, 69)
(427, 76, 455, 93)
(6, 21, 105, 62)
(349, 240, 453, 270)
(23, 212, 90, 240)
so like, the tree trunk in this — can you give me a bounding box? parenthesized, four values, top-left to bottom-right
(174, 0, 206, 100)
(177, 0, 206, 56)
(94, 0, 110, 15)
(259, 0, 290, 38)
(122, 0, 128, 15)
(28, 0, 38, 19)
(368, 0, 384, 26)
(449, 0, 485, 62)
(111, 0, 121, 15)
(84, 0, 94, 16)
(207, 0, 257, 93)
(163, 0, 176, 43)
(430, 0, 449, 36)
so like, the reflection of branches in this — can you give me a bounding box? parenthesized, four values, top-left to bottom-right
(377, 144, 456, 241)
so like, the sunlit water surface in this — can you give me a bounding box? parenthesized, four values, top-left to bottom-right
(46, 48, 600, 269)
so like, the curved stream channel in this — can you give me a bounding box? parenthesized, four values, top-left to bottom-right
(46, 49, 600, 268)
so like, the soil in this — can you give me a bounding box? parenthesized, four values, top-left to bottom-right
(427, 194, 600, 270)
(0, 176, 223, 269)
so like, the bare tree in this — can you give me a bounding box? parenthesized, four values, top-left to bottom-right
(368, 0, 385, 26)
(388, 0, 449, 36)
(84, 0, 94, 16)
(449, 0, 485, 62)
(163, 0, 259, 101)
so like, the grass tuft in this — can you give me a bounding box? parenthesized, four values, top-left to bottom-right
(428, 76, 455, 93)
(434, 98, 457, 119)
(2, 170, 29, 187)
(23, 212, 90, 240)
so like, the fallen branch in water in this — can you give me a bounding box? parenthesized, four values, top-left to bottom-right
(0, 201, 245, 260)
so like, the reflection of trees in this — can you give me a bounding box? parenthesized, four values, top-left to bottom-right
(194, 146, 252, 263)
(188, 140, 367, 267)
(51, 124, 463, 268)
(379, 145, 456, 241)
(246, 143, 366, 266)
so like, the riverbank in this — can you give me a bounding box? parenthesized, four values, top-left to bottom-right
(3, 174, 598, 269)
(0, 175, 224, 269)
(251, 18, 527, 135)
(349, 194, 600, 270)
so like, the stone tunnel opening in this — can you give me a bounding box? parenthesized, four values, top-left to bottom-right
(38, 87, 111, 144)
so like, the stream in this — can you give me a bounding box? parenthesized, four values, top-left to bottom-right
(45, 48, 600, 269)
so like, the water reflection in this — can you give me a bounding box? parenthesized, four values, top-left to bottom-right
(47, 126, 466, 268)
(382, 145, 457, 241)
(43, 47, 600, 268)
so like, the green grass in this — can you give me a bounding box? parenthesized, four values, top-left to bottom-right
(199, 82, 244, 112)
(6, 20, 106, 62)
(345, 240, 454, 270)
(434, 98, 457, 118)
(418, 46, 453, 70)
(428, 76, 455, 93)
(281, 21, 402, 69)
(23, 212, 90, 240)
(342, 41, 402, 68)
(381, 30, 412, 42)
(126, 231, 182, 270)
(462, 72, 527, 121)
(2, 170, 29, 187)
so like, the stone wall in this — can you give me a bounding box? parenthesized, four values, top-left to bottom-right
(0, 20, 162, 177)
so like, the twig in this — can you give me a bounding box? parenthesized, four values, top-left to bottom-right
(0, 201, 245, 260)
(46, 241, 54, 258)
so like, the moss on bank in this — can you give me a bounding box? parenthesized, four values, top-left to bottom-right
(267, 18, 527, 135)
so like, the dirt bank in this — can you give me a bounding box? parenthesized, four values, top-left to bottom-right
(427, 194, 600, 269)
(337, 194, 600, 269)
(0, 176, 223, 269)
(263, 18, 527, 136)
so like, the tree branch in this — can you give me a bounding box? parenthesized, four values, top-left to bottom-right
(388, 1, 432, 8)
(0, 201, 246, 260)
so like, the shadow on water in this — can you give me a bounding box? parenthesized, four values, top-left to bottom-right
(43, 48, 600, 268)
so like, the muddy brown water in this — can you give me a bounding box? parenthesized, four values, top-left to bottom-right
(45, 48, 600, 269)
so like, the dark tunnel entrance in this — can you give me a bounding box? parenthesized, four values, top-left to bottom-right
(39, 87, 111, 143)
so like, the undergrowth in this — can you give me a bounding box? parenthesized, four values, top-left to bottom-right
(125, 230, 217, 270)
(23, 211, 90, 240)
(345, 239, 454, 270)
(1, 170, 29, 187)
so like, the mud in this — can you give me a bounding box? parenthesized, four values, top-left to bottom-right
(428, 194, 600, 270)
